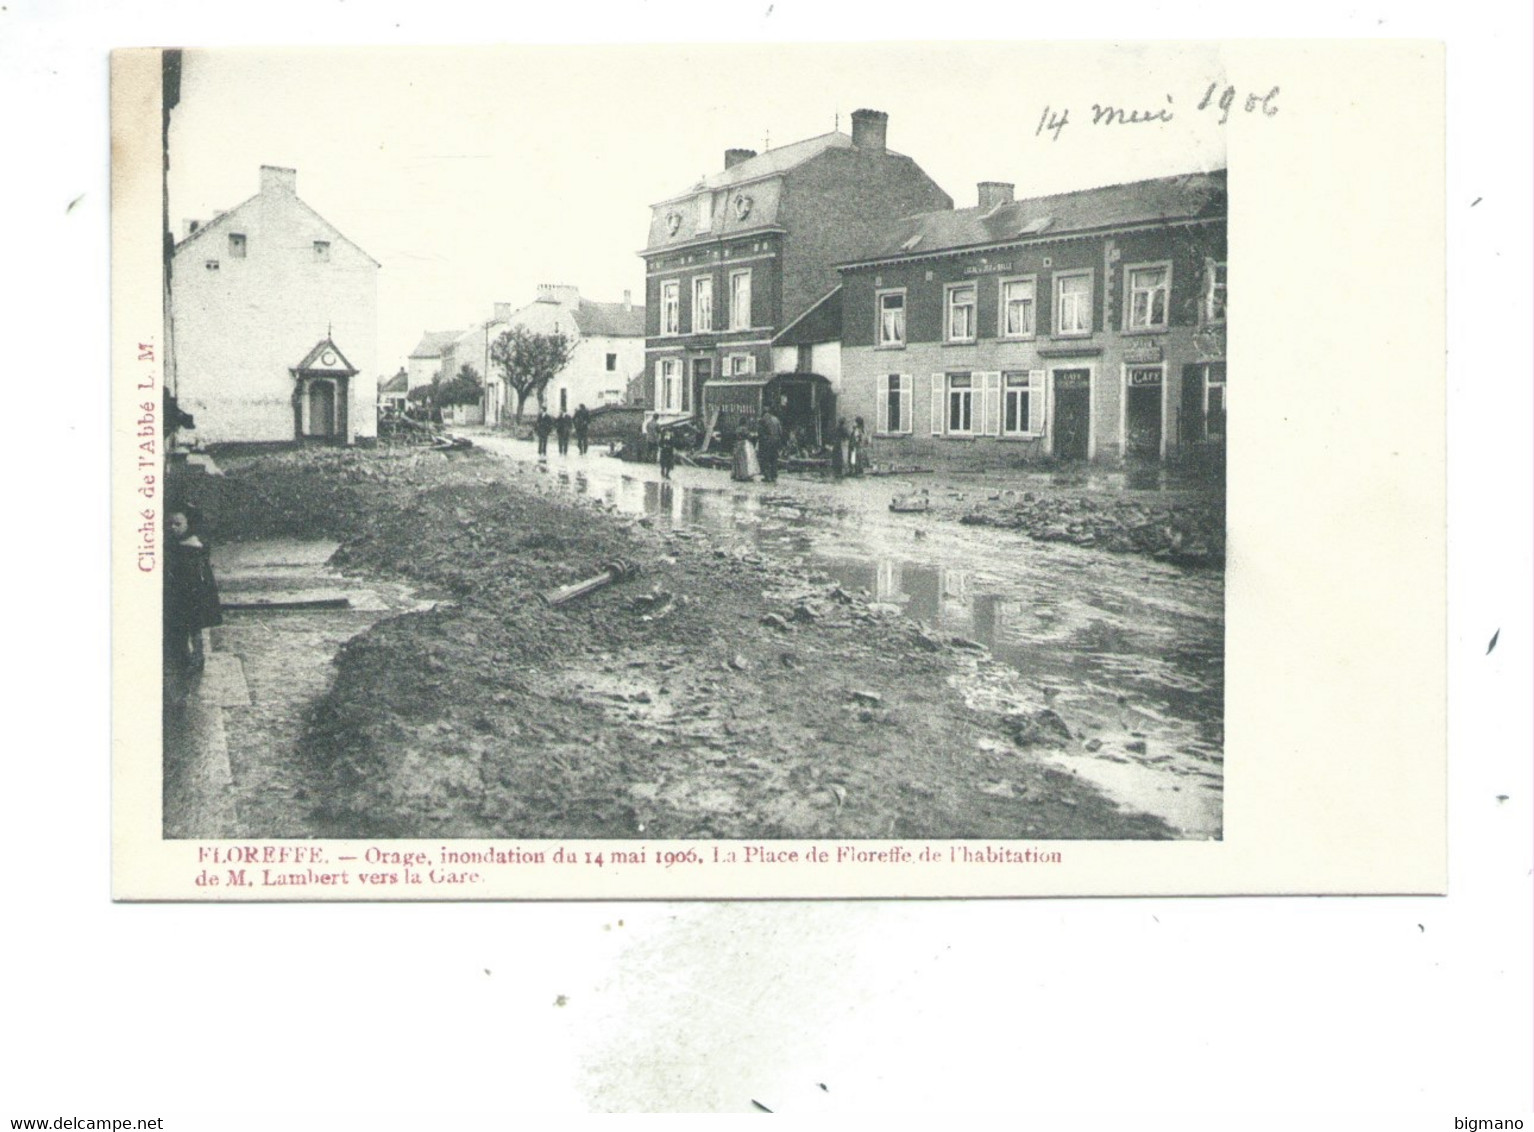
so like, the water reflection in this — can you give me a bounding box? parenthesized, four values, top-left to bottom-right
(491, 439, 1223, 835)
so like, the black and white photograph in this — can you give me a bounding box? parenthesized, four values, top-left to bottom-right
(10, 0, 1526, 1122)
(152, 43, 1228, 853)
(110, 36, 1448, 902)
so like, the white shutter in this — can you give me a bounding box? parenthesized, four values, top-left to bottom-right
(899, 375, 913, 435)
(982, 371, 1002, 437)
(875, 374, 889, 434)
(930, 375, 945, 436)
(1028, 370, 1045, 434)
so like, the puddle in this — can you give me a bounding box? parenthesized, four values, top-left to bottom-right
(474, 434, 1224, 837)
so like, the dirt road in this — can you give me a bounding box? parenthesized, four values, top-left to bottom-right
(188, 442, 1213, 841)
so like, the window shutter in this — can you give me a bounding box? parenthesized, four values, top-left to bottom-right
(1028, 370, 1045, 434)
(930, 375, 945, 436)
(900, 375, 913, 435)
(876, 374, 889, 434)
(983, 371, 1002, 437)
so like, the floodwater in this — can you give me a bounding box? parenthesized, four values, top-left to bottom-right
(472, 434, 1224, 837)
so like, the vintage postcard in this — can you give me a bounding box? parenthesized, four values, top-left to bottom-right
(112, 41, 1445, 899)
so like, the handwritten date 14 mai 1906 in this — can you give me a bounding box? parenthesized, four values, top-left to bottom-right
(1036, 82, 1280, 142)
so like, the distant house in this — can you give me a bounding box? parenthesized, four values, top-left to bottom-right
(377, 368, 408, 414)
(836, 172, 1227, 466)
(170, 165, 379, 444)
(482, 285, 645, 424)
(406, 330, 462, 391)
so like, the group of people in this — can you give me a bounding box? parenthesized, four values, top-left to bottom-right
(534, 403, 592, 457)
(720, 409, 868, 484)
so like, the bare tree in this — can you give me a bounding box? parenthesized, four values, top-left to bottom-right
(489, 327, 573, 424)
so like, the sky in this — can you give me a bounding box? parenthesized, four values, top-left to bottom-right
(167, 42, 1230, 377)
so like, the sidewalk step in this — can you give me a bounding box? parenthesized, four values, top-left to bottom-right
(193, 651, 251, 707)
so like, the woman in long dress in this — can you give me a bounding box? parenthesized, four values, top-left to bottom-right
(731, 420, 761, 482)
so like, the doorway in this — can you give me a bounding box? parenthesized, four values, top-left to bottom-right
(1125, 366, 1163, 460)
(1051, 368, 1091, 460)
(307, 381, 336, 437)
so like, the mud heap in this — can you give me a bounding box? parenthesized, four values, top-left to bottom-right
(203, 446, 1172, 842)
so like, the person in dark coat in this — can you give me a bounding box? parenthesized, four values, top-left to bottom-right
(555, 409, 573, 455)
(830, 417, 849, 478)
(758, 408, 784, 483)
(164, 506, 222, 691)
(534, 409, 554, 456)
(658, 427, 676, 479)
(573, 404, 592, 455)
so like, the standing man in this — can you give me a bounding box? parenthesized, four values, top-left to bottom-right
(758, 405, 784, 483)
(641, 413, 660, 465)
(556, 407, 573, 456)
(534, 407, 554, 457)
(573, 403, 592, 455)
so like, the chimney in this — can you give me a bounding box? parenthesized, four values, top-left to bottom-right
(182, 219, 201, 239)
(536, 284, 580, 306)
(623, 289, 632, 311)
(493, 302, 512, 323)
(725, 148, 757, 169)
(850, 109, 888, 152)
(260, 165, 297, 196)
(978, 181, 1015, 210)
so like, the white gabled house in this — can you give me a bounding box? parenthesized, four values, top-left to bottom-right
(169, 165, 379, 445)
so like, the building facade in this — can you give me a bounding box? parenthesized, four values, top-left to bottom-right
(837, 172, 1227, 467)
(170, 165, 379, 444)
(480, 285, 645, 425)
(406, 330, 462, 392)
(640, 110, 951, 423)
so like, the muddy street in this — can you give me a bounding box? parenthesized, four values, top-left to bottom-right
(469, 434, 1224, 837)
(174, 440, 1221, 842)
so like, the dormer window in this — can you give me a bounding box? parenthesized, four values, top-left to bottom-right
(313, 240, 331, 262)
(228, 233, 247, 258)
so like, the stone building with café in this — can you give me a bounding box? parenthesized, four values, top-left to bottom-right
(836, 171, 1227, 468)
(640, 110, 951, 439)
(170, 165, 379, 445)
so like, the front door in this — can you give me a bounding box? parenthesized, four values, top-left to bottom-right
(308, 381, 336, 436)
(1125, 366, 1163, 460)
(1052, 369, 1090, 460)
(690, 358, 712, 418)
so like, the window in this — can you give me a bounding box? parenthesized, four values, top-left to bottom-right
(1205, 363, 1226, 440)
(878, 290, 906, 347)
(692, 277, 714, 332)
(1054, 271, 1092, 335)
(727, 354, 754, 376)
(945, 283, 977, 342)
(204, 259, 219, 271)
(605, 353, 618, 372)
(660, 280, 680, 335)
(946, 373, 974, 433)
(313, 240, 330, 262)
(877, 374, 912, 435)
(657, 359, 682, 413)
(729, 270, 752, 330)
(999, 277, 1036, 338)
(696, 193, 714, 234)
(1003, 371, 1044, 435)
(1125, 263, 1171, 331)
(1206, 260, 1227, 324)
(228, 233, 246, 258)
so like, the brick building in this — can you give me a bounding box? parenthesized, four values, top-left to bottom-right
(640, 110, 951, 424)
(170, 165, 379, 444)
(837, 171, 1227, 467)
